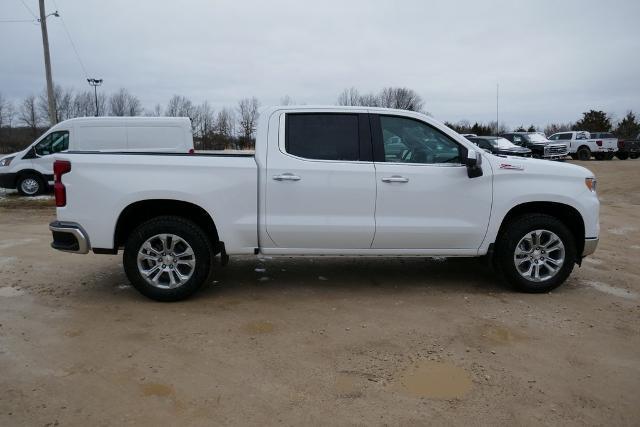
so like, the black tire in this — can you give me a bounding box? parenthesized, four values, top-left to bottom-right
(616, 152, 629, 160)
(123, 216, 214, 302)
(630, 153, 639, 159)
(576, 147, 591, 161)
(495, 214, 576, 293)
(570, 153, 579, 160)
(594, 153, 605, 161)
(16, 174, 44, 196)
(605, 153, 615, 160)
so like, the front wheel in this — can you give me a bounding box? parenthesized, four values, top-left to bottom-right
(616, 152, 629, 160)
(17, 174, 44, 196)
(495, 214, 576, 293)
(123, 216, 214, 301)
(630, 153, 639, 159)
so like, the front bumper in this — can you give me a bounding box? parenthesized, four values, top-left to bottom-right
(49, 221, 90, 254)
(582, 237, 598, 257)
(0, 172, 17, 189)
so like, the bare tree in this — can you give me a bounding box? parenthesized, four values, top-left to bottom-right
(280, 95, 294, 106)
(109, 88, 142, 116)
(0, 92, 11, 128)
(215, 108, 235, 137)
(237, 97, 260, 145)
(165, 95, 195, 117)
(378, 87, 424, 111)
(358, 93, 380, 107)
(487, 121, 509, 135)
(19, 95, 40, 136)
(544, 122, 573, 136)
(337, 87, 362, 106)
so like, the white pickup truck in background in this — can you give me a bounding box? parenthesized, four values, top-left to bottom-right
(0, 117, 193, 196)
(49, 106, 600, 301)
(548, 131, 617, 161)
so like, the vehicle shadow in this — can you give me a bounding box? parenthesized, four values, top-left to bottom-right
(193, 256, 507, 301)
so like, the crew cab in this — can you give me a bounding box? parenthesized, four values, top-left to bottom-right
(500, 132, 568, 160)
(49, 106, 599, 301)
(0, 117, 193, 196)
(548, 131, 617, 161)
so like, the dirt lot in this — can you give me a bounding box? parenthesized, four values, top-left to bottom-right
(0, 160, 639, 426)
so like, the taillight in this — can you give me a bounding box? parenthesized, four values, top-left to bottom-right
(53, 160, 71, 207)
(596, 140, 603, 147)
(618, 140, 625, 149)
(188, 148, 195, 154)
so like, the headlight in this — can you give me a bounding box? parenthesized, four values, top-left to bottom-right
(585, 177, 597, 192)
(0, 156, 14, 167)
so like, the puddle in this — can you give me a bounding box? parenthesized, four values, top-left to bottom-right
(0, 256, 17, 266)
(0, 238, 36, 250)
(244, 321, 274, 334)
(394, 360, 472, 399)
(0, 286, 25, 297)
(480, 324, 523, 344)
(335, 373, 363, 398)
(141, 383, 174, 397)
(583, 281, 638, 300)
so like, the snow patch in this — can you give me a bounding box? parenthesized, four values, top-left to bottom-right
(583, 281, 638, 300)
(0, 238, 36, 250)
(607, 226, 638, 236)
(0, 286, 25, 297)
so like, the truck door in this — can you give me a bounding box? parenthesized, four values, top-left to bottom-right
(264, 112, 376, 250)
(370, 114, 492, 250)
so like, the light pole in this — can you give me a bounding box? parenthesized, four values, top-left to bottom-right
(87, 78, 103, 116)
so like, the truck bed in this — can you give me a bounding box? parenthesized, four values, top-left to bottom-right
(55, 152, 259, 253)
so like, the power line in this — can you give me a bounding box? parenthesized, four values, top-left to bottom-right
(0, 18, 37, 23)
(51, 0, 89, 79)
(18, 0, 38, 19)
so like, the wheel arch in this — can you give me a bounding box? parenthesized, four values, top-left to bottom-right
(114, 199, 220, 253)
(496, 201, 585, 258)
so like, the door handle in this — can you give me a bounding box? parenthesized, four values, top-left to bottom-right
(381, 175, 409, 183)
(273, 173, 301, 181)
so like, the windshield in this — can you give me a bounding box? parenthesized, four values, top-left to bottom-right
(525, 133, 549, 143)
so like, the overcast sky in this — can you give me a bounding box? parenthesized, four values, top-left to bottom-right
(2, 0, 639, 128)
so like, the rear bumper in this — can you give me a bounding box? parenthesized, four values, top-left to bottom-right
(49, 221, 90, 254)
(582, 237, 598, 257)
(0, 172, 17, 189)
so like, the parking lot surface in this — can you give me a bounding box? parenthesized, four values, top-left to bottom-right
(0, 160, 639, 426)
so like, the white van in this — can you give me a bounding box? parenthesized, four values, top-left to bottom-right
(0, 117, 194, 196)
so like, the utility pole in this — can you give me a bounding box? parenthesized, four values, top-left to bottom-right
(39, 0, 56, 125)
(496, 82, 499, 135)
(87, 78, 103, 116)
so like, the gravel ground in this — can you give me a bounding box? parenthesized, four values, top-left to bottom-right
(0, 160, 639, 426)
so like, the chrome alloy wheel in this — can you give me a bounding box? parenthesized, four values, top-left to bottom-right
(137, 234, 196, 289)
(513, 229, 565, 282)
(20, 178, 39, 195)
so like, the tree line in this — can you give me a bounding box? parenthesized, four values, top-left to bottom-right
(1, 85, 639, 154)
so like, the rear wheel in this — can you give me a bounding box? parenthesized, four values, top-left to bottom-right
(17, 174, 44, 196)
(605, 153, 615, 160)
(123, 216, 214, 301)
(594, 153, 605, 161)
(495, 214, 576, 293)
(616, 152, 629, 160)
(630, 153, 639, 159)
(576, 147, 591, 161)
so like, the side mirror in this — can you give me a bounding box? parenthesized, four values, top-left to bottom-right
(465, 149, 483, 178)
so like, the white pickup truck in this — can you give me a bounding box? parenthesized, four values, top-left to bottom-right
(49, 106, 600, 301)
(548, 131, 617, 161)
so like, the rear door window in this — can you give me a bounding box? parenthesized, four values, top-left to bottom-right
(558, 133, 572, 140)
(285, 114, 360, 161)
